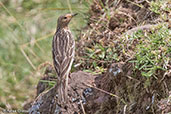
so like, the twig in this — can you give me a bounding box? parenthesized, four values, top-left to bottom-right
(80, 100, 86, 114)
(123, 24, 158, 36)
(123, 105, 127, 114)
(84, 83, 127, 105)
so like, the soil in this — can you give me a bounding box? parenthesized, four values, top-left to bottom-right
(25, 63, 170, 114)
(25, 0, 171, 114)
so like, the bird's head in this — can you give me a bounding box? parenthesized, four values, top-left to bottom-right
(57, 13, 77, 30)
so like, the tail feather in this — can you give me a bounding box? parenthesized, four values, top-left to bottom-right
(57, 80, 68, 104)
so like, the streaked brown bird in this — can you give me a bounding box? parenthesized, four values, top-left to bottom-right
(52, 13, 77, 105)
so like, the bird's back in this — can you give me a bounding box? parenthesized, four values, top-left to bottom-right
(52, 28, 75, 78)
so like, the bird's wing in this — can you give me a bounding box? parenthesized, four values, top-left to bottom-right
(52, 30, 75, 78)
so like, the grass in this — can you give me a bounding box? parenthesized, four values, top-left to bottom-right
(0, 0, 91, 109)
(128, 24, 170, 78)
(123, 0, 171, 79)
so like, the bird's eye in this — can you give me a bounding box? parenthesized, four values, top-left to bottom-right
(64, 17, 67, 19)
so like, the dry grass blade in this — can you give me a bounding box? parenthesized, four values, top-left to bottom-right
(67, 0, 73, 13)
(126, 0, 144, 8)
(0, 18, 18, 42)
(21, 32, 54, 47)
(85, 83, 127, 105)
(37, 61, 53, 71)
(80, 100, 86, 114)
(123, 105, 127, 114)
(19, 32, 54, 70)
(0, 1, 25, 32)
(42, 8, 71, 11)
(20, 47, 36, 70)
(85, 83, 120, 98)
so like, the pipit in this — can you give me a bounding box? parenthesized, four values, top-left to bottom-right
(52, 13, 77, 105)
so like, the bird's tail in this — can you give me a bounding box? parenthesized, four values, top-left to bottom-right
(57, 79, 68, 105)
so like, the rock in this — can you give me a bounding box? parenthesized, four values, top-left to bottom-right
(28, 71, 97, 114)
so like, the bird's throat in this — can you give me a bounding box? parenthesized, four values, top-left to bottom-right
(57, 26, 69, 32)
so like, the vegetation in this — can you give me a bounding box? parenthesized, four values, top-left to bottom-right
(74, 0, 170, 76)
(130, 25, 170, 78)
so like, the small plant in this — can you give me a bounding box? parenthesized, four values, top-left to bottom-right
(39, 80, 56, 88)
(130, 25, 170, 78)
(149, 0, 170, 14)
(149, 0, 162, 14)
(83, 43, 120, 74)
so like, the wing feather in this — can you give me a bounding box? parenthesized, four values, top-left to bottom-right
(52, 29, 75, 79)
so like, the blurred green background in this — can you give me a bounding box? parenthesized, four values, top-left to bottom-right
(0, 0, 91, 109)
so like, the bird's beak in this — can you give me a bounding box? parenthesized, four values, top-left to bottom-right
(71, 13, 78, 17)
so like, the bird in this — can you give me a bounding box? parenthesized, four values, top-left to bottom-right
(52, 13, 77, 105)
